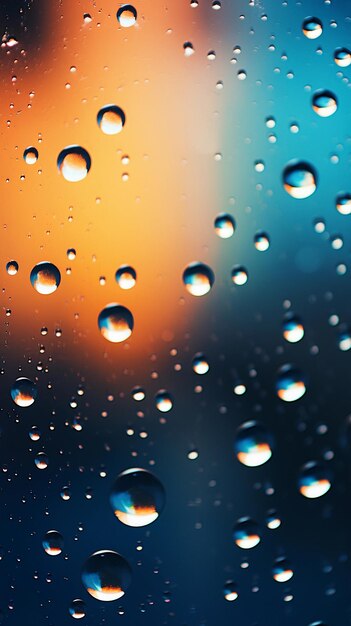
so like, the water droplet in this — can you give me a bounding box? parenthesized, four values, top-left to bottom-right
(183, 42, 195, 56)
(231, 265, 248, 285)
(314, 218, 326, 233)
(192, 353, 209, 374)
(233, 517, 261, 549)
(11, 377, 37, 407)
(132, 386, 145, 401)
(35, 452, 49, 470)
(42, 530, 63, 556)
(214, 213, 235, 239)
(254, 160, 265, 172)
(276, 364, 306, 402)
(298, 461, 331, 498)
(273, 557, 294, 582)
(115, 265, 137, 289)
(6, 260, 18, 275)
(116, 4, 137, 27)
(110, 468, 165, 527)
(254, 231, 270, 251)
(234, 420, 273, 467)
(188, 449, 199, 460)
(29, 426, 41, 441)
(283, 312, 304, 343)
(155, 390, 173, 412)
(23, 146, 38, 164)
(67, 248, 76, 260)
(336, 193, 351, 215)
(334, 47, 351, 67)
(302, 17, 323, 39)
(266, 510, 281, 529)
(81, 550, 132, 601)
(98, 303, 134, 343)
(312, 90, 338, 117)
(283, 160, 317, 199)
(183, 262, 215, 296)
(237, 70, 247, 80)
(30, 262, 61, 295)
(338, 327, 351, 351)
(57, 146, 91, 182)
(61, 486, 71, 501)
(97, 105, 126, 135)
(233, 382, 246, 396)
(223, 581, 238, 601)
(69, 599, 86, 619)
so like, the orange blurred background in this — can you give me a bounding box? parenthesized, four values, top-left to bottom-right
(0, 0, 222, 369)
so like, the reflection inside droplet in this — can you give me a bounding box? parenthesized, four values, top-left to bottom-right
(57, 146, 91, 182)
(81, 550, 132, 601)
(98, 303, 134, 343)
(110, 468, 165, 527)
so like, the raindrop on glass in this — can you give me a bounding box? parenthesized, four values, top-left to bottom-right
(233, 517, 261, 549)
(115, 265, 137, 290)
(298, 461, 331, 498)
(110, 468, 165, 527)
(97, 105, 126, 135)
(42, 530, 63, 556)
(302, 17, 323, 39)
(276, 364, 306, 402)
(30, 262, 61, 295)
(183, 262, 215, 296)
(116, 5, 137, 27)
(283, 160, 317, 199)
(57, 146, 91, 182)
(234, 420, 273, 467)
(81, 550, 132, 601)
(214, 213, 235, 239)
(11, 377, 37, 407)
(98, 303, 134, 343)
(312, 90, 337, 117)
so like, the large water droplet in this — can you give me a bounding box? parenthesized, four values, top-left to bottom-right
(35, 452, 49, 469)
(231, 265, 248, 285)
(81, 550, 132, 601)
(97, 105, 126, 135)
(223, 581, 238, 601)
(155, 389, 173, 412)
(69, 599, 86, 619)
(276, 364, 306, 402)
(6, 260, 18, 275)
(116, 5, 137, 27)
(334, 47, 351, 67)
(283, 160, 317, 199)
(11, 377, 37, 407)
(192, 353, 209, 374)
(273, 557, 294, 583)
(214, 213, 235, 239)
(336, 193, 351, 215)
(110, 468, 165, 527)
(98, 303, 134, 343)
(234, 420, 273, 467)
(233, 517, 261, 549)
(23, 146, 38, 164)
(30, 262, 61, 295)
(115, 265, 136, 289)
(298, 461, 331, 498)
(302, 17, 323, 39)
(57, 146, 91, 182)
(183, 262, 214, 296)
(312, 90, 338, 117)
(42, 530, 63, 556)
(283, 312, 304, 343)
(254, 231, 270, 251)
